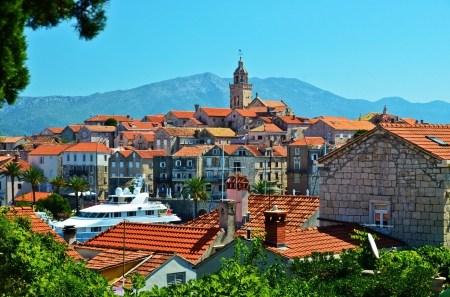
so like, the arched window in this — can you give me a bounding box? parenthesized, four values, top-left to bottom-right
(175, 160, 181, 167)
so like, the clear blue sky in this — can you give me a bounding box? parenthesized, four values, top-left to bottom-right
(22, 0, 450, 103)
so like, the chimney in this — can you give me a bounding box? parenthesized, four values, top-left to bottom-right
(292, 114, 295, 120)
(194, 104, 199, 112)
(14, 151, 19, 162)
(218, 200, 236, 236)
(226, 174, 249, 227)
(264, 205, 287, 248)
(62, 225, 77, 245)
(420, 119, 423, 124)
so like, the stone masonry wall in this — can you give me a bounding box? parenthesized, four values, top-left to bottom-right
(319, 129, 450, 247)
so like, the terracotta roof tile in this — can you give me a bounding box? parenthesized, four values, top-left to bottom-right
(186, 118, 206, 125)
(168, 111, 196, 118)
(380, 123, 450, 160)
(135, 150, 169, 159)
(81, 222, 221, 263)
(173, 146, 212, 157)
(85, 115, 133, 122)
(28, 144, 71, 156)
(4, 207, 82, 259)
(277, 116, 310, 124)
(137, 132, 155, 142)
(0, 158, 30, 171)
(143, 115, 165, 122)
(398, 118, 416, 125)
(45, 127, 64, 134)
(260, 117, 273, 123)
(18, 192, 52, 203)
(321, 119, 376, 131)
(160, 127, 199, 136)
(84, 126, 116, 133)
(184, 194, 320, 236)
(242, 145, 263, 156)
(116, 150, 133, 157)
(249, 123, 284, 133)
(204, 128, 237, 137)
(199, 107, 232, 117)
(235, 109, 258, 117)
(289, 137, 326, 147)
(266, 224, 404, 259)
(260, 100, 287, 108)
(67, 125, 84, 132)
(273, 145, 287, 156)
(64, 142, 112, 153)
(247, 106, 268, 113)
(86, 249, 152, 271)
(0, 136, 25, 143)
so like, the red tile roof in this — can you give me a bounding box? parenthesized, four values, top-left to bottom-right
(199, 107, 232, 117)
(67, 125, 84, 132)
(0, 136, 25, 143)
(143, 115, 164, 122)
(19, 192, 52, 203)
(81, 222, 221, 263)
(85, 115, 133, 122)
(273, 145, 287, 156)
(204, 128, 237, 137)
(137, 132, 155, 142)
(277, 116, 310, 124)
(135, 150, 169, 159)
(84, 126, 116, 133)
(235, 109, 258, 117)
(260, 117, 273, 123)
(289, 137, 325, 147)
(4, 207, 82, 259)
(45, 127, 64, 134)
(64, 142, 112, 153)
(266, 224, 404, 259)
(86, 249, 152, 271)
(260, 100, 287, 108)
(186, 118, 206, 125)
(173, 146, 212, 157)
(116, 150, 133, 158)
(160, 127, 199, 136)
(0, 157, 30, 171)
(168, 111, 196, 118)
(321, 119, 376, 131)
(249, 123, 284, 133)
(184, 194, 320, 236)
(247, 106, 269, 113)
(28, 144, 71, 156)
(398, 118, 416, 125)
(380, 123, 450, 160)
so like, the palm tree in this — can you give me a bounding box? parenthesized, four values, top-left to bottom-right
(250, 180, 276, 195)
(0, 161, 23, 205)
(65, 177, 88, 216)
(181, 177, 211, 218)
(49, 176, 66, 194)
(21, 167, 48, 205)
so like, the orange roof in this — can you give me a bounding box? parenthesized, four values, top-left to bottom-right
(186, 118, 206, 125)
(160, 127, 198, 136)
(64, 142, 112, 153)
(116, 150, 133, 158)
(86, 249, 152, 271)
(199, 107, 232, 117)
(249, 123, 284, 133)
(222, 144, 242, 155)
(380, 123, 450, 160)
(289, 137, 325, 147)
(19, 192, 52, 203)
(204, 128, 237, 137)
(168, 111, 196, 118)
(399, 118, 416, 125)
(67, 125, 84, 132)
(4, 207, 82, 259)
(143, 115, 165, 122)
(137, 132, 155, 142)
(81, 222, 221, 263)
(135, 150, 168, 159)
(28, 144, 71, 156)
(260, 100, 287, 108)
(247, 106, 268, 113)
(185, 194, 320, 236)
(0, 157, 30, 171)
(84, 126, 116, 133)
(0, 136, 24, 143)
(266, 224, 404, 259)
(243, 145, 263, 156)
(118, 132, 140, 140)
(272, 145, 287, 156)
(173, 146, 211, 157)
(260, 117, 273, 123)
(320, 119, 376, 131)
(45, 127, 64, 134)
(123, 122, 160, 130)
(85, 115, 133, 122)
(235, 109, 258, 117)
(277, 116, 310, 124)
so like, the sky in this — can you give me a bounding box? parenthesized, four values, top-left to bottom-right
(22, 0, 450, 103)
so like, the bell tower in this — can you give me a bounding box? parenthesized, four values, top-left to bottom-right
(229, 53, 253, 110)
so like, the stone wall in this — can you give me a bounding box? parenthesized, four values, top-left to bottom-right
(319, 129, 450, 247)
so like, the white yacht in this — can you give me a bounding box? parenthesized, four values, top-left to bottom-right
(54, 175, 181, 242)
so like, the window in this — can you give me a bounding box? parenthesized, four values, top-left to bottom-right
(83, 154, 86, 162)
(112, 162, 116, 168)
(120, 162, 124, 168)
(129, 161, 133, 167)
(260, 162, 263, 168)
(327, 132, 332, 139)
(89, 176, 93, 184)
(244, 125, 249, 130)
(127, 211, 136, 217)
(175, 160, 181, 167)
(340, 133, 343, 139)
(311, 153, 318, 161)
(104, 155, 107, 161)
(206, 171, 212, 178)
(113, 212, 121, 217)
(160, 162, 166, 168)
(90, 165, 94, 173)
(259, 173, 263, 180)
(145, 210, 155, 215)
(74, 154, 77, 162)
(294, 175, 300, 183)
(233, 161, 241, 170)
(157, 139, 161, 147)
(136, 161, 139, 168)
(258, 136, 263, 140)
(160, 173, 168, 179)
(348, 133, 352, 139)
(294, 148, 300, 155)
(294, 157, 300, 172)
(275, 162, 279, 168)
(163, 139, 167, 145)
(18, 184, 22, 189)
(206, 158, 212, 167)
(369, 199, 391, 233)
(50, 156, 53, 164)
(187, 160, 193, 167)
(91, 227, 101, 232)
(212, 149, 219, 155)
(167, 272, 186, 285)
(39, 157, 44, 164)
(238, 150, 246, 156)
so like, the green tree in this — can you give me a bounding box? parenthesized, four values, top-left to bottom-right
(104, 118, 118, 127)
(0, 161, 23, 204)
(181, 177, 211, 218)
(36, 193, 71, 220)
(50, 176, 66, 194)
(1, 0, 108, 107)
(21, 166, 48, 205)
(0, 207, 110, 296)
(354, 129, 368, 138)
(65, 177, 88, 216)
(250, 180, 276, 194)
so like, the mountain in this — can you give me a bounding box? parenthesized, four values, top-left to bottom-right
(0, 72, 447, 135)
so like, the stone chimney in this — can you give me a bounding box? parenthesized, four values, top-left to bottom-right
(218, 200, 236, 236)
(62, 225, 77, 245)
(226, 174, 249, 227)
(194, 104, 199, 112)
(264, 205, 287, 248)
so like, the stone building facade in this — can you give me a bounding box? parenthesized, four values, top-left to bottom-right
(318, 124, 450, 248)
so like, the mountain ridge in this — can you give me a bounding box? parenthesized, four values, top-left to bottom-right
(0, 73, 446, 135)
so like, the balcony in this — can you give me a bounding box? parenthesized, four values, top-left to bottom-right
(68, 170, 89, 175)
(155, 177, 170, 183)
(204, 176, 225, 183)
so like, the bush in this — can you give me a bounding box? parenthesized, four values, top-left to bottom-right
(35, 193, 71, 220)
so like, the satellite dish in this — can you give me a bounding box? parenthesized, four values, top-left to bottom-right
(368, 233, 379, 259)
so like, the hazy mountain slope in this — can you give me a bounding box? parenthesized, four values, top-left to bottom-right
(0, 73, 447, 135)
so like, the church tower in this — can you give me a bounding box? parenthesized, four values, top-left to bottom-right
(229, 57, 253, 109)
